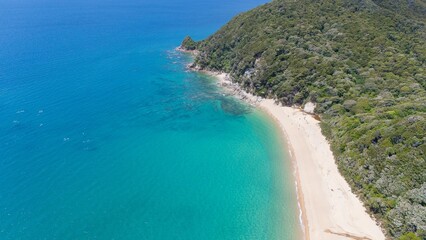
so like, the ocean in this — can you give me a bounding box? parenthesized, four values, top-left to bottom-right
(0, 0, 300, 239)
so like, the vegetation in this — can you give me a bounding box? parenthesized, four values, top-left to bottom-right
(181, 36, 197, 50)
(181, 0, 426, 239)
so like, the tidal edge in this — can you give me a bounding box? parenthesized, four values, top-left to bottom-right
(176, 46, 386, 240)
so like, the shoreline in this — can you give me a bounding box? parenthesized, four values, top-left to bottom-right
(193, 68, 385, 240)
(257, 99, 385, 240)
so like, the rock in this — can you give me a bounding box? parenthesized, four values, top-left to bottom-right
(304, 102, 316, 114)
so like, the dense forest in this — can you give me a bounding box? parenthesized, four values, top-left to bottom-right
(181, 0, 426, 239)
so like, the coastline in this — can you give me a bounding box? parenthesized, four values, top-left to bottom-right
(187, 63, 386, 239)
(256, 98, 385, 240)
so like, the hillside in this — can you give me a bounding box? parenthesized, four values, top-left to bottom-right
(181, 0, 426, 239)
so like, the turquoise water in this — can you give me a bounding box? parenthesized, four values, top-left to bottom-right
(0, 0, 300, 239)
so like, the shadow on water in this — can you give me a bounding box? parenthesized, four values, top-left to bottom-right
(219, 96, 252, 116)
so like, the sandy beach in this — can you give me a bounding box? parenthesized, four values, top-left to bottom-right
(211, 72, 386, 240)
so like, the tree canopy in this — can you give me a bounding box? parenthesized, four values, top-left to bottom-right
(182, 0, 426, 238)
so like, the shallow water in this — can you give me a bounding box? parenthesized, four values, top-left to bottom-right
(0, 0, 300, 239)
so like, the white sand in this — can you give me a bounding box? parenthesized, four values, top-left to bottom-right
(213, 72, 385, 240)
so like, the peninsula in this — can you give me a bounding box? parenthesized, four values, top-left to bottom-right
(180, 0, 426, 239)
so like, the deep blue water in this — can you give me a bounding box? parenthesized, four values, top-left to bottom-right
(0, 0, 300, 239)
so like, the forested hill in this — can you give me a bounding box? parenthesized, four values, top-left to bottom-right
(372, 0, 426, 20)
(181, 0, 426, 239)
